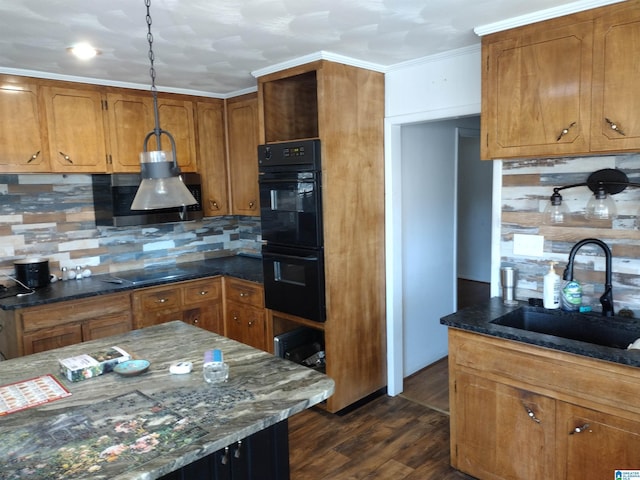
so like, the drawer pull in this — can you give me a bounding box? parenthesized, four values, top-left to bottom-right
(605, 117, 625, 136)
(199, 290, 208, 296)
(27, 151, 41, 163)
(248, 320, 255, 327)
(570, 423, 591, 435)
(524, 405, 541, 424)
(556, 121, 576, 141)
(58, 151, 73, 164)
(156, 298, 168, 304)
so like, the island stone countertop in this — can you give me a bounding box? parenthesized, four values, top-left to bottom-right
(0, 254, 263, 311)
(0, 321, 334, 480)
(440, 297, 640, 368)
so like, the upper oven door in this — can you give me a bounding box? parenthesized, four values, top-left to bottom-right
(259, 170, 323, 247)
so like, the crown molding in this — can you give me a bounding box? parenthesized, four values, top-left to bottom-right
(474, 0, 627, 36)
(251, 50, 387, 78)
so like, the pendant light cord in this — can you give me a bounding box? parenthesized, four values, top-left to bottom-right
(145, 0, 163, 151)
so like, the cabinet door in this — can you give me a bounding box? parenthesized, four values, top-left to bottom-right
(106, 92, 154, 172)
(157, 97, 197, 173)
(197, 100, 229, 215)
(0, 80, 49, 172)
(558, 402, 640, 480)
(226, 94, 259, 216)
(82, 313, 132, 340)
(42, 86, 108, 172)
(453, 371, 556, 479)
(482, 20, 592, 159)
(590, 3, 640, 152)
(225, 302, 266, 351)
(22, 324, 83, 355)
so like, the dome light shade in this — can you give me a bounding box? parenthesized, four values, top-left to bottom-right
(585, 188, 617, 220)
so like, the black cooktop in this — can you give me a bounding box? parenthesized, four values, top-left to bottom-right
(110, 267, 192, 286)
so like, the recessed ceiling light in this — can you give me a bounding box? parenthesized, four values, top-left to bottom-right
(67, 42, 101, 60)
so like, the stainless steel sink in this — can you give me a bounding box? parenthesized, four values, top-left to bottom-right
(490, 306, 640, 349)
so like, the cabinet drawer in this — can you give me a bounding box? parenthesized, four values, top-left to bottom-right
(134, 287, 181, 312)
(183, 278, 222, 304)
(225, 277, 264, 308)
(20, 293, 131, 333)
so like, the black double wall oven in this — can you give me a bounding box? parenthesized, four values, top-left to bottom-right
(259, 140, 325, 322)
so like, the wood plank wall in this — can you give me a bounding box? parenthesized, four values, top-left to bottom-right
(500, 153, 640, 313)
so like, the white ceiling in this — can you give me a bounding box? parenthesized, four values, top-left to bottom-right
(0, 0, 624, 97)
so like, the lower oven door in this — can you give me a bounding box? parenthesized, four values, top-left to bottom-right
(262, 244, 325, 322)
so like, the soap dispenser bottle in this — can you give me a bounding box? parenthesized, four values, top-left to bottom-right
(543, 261, 560, 309)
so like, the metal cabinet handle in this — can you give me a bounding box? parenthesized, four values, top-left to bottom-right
(27, 151, 41, 163)
(156, 298, 168, 303)
(58, 151, 73, 164)
(233, 315, 240, 323)
(556, 122, 576, 141)
(199, 290, 208, 296)
(221, 446, 229, 464)
(570, 423, 591, 435)
(248, 320, 255, 327)
(605, 118, 626, 136)
(524, 405, 541, 423)
(209, 199, 220, 210)
(239, 292, 250, 298)
(234, 440, 242, 459)
(248, 200, 256, 209)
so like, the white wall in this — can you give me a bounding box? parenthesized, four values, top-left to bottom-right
(385, 45, 483, 395)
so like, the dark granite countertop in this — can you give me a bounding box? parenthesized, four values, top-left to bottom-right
(440, 297, 640, 368)
(0, 321, 335, 480)
(0, 254, 263, 311)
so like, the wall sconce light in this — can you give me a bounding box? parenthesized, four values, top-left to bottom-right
(543, 168, 640, 225)
(130, 0, 197, 211)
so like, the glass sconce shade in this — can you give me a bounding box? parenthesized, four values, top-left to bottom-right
(543, 192, 570, 225)
(585, 188, 617, 220)
(130, 150, 197, 210)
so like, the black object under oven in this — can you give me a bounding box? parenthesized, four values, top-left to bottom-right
(258, 140, 326, 322)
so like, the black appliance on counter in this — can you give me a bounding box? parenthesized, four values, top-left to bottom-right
(92, 173, 203, 227)
(258, 140, 326, 322)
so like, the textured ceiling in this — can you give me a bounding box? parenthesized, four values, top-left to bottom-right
(0, 0, 624, 97)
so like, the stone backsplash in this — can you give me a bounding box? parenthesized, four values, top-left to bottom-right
(0, 174, 262, 283)
(500, 153, 640, 313)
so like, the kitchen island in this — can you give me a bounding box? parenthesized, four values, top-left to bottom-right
(0, 321, 335, 480)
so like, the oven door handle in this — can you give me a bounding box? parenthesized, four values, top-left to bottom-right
(263, 252, 319, 262)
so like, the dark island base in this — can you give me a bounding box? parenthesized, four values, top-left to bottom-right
(160, 420, 289, 480)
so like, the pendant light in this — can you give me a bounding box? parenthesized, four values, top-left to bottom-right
(131, 0, 197, 211)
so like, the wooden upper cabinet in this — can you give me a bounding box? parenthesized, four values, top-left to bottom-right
(42, 85, 109, 172)
(106, 92, 154, 172)
(157, 97, 197, 173)
(226, 93, 260, 216)
(0, 79, 50, 172)
(590, 2, 640, 152)
(196, 99, 229, 215)
(481, 19, 593, 160)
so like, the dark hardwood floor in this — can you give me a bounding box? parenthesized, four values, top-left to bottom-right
(288, 278, 487, 479)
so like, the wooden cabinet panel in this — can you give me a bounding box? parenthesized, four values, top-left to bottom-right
(226, 93, 259, 216)
(590, 3, 640, 152)
(481, 19, 592, 159)
(106, 92, 154, 172)
(82, 313, 132, 341)
(454, 371, 556, 479)
(224, 277, 264, 308)
(42, 85, 108, 172)
(183, 277, 224, 334)
(157, 97, 197, 172)
(22, 323, 83, 355)
(225, 301, 266, 351)
(0, 78, 49, 172)
(558, 402, 640, 479)
(197, 99, 229, 215)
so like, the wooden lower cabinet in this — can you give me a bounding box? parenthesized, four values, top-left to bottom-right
(223, 278, 266, 351)
(449, 328, 640, 480)
(13, 292, 132, 357)
(159, 420, 289, 480)
(132, 277, 223, 334)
